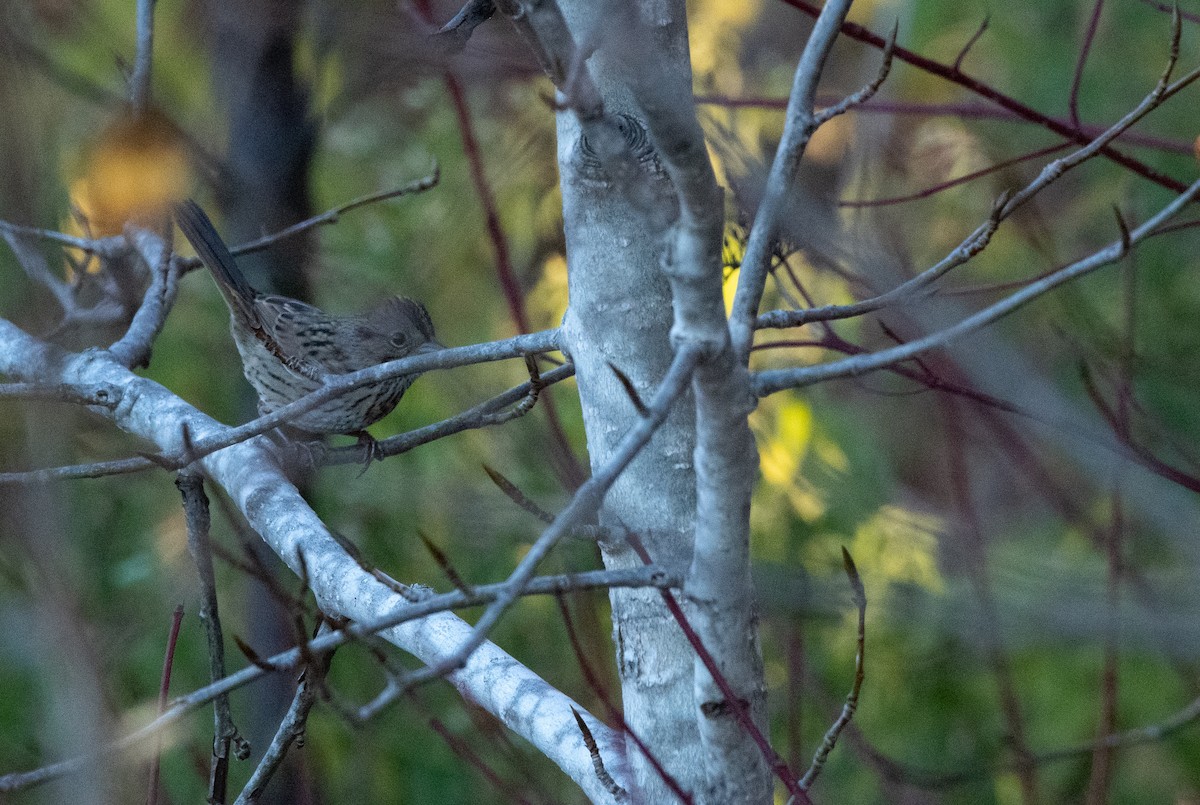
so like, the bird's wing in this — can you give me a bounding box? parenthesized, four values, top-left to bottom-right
(254, 296, 345, 380)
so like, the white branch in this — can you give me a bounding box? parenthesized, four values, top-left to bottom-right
(0, 320, 629, 803)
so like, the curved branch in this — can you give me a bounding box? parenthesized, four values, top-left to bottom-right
(0, 320, 630, 803)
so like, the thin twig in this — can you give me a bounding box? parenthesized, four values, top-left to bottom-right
(797, 547, 866, 794)
(572, 708, 627, 802)
(401, 345, 703, 692)
(0, 219, 127, 257)
(1085, 251, 1135, 805)
(435, 58, 586, 491)
(177, 470, 246, 801)
(233, 625, 335, 805)
(753, 173, 1200, 395)
(483, 464, 555, 524)
(0, 565, 677, 794)
(779, 0, 1191, 193)
(696, 94, 1196, 155)
(728, 0, 859, 363)
(953, 15, 990, 73)
(146, 604, 184, 805)
(425, 713, 534, 802)
(433, 0, 497, 52)
(813, 20, 897, 127)
(837, 141, 1070, 209)
(1069, 0, 1106, 129)
(0, 330, 563, 484)
(555, 595, 692, 803)
(625, 533, 811, 804)
(418, 530, 474, 595)
(109, 229, 180, 369)
(213, 170, 440, 266)
(1080, 365, 1200, 494)
(759, 42, 1200, 334)
(322, 361, 572, 466)
(0, 173, 438, 269)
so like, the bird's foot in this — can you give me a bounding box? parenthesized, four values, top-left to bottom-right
(351, 430, 384, 475)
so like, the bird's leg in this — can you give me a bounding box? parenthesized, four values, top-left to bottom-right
(350, 430, 384, 473)
(261, 428, 325, 484)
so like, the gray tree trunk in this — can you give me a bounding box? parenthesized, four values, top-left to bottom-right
(555, 2, 770, 800)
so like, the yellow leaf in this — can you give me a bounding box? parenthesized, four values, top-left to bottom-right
(68, 109, 190, 240)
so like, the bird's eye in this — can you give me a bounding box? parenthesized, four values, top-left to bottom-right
(389, 332, 409, 349)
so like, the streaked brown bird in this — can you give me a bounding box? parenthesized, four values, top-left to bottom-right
(175, 200, 440, 441)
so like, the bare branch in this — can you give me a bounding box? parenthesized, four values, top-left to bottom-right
(418, 530, 474, 595)
(108, 227, 179, 369)
(130, 0, 156, 113)
(753, 175, 1200, 396)
(0, 327, 562, 484)
(0, 220, 127, 259)
(756, 53, 1200, 334)
(555, 595, 692, 802)
(625, 534, 810, 804)
(608, 362, 648, 417)
(0, 319, 634, 801)
(321, 361, 571, 466)
(779, 0, 1192, 193)
(210, 169, 441, 267)
(952, 14, 989, 73)
(813, 19, 897, 127)
(696, 94, 1196, 155)
(797, 547, 866, 793)
(146, 604, 184, 805)
(233, 625, 335, 805)
(177, 470, 246, 800)
(433, 0, 497, 52)
(402, 343, 702, 687)
(0, 382, 121, 407)
(573, 708, 628, 802)
(728, 0, 858, 363)
(837, 142, 1069, 210)
(483, 463, 555, 524)
(1069, 0, 1106, 129)
(0, 564, 674, 795)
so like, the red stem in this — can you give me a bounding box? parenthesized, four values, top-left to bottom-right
(778, 0, 1190, 193)
(696, 95, 1193, 155)
(626, 533, 813, 804)
(146, 604, 185, 805)
(556, 595, 692, 803)
(838, 141, 1070, 208)
(1069, 0, 1107, 129)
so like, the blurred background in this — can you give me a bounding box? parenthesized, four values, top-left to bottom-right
(2, 0, 1200, 802)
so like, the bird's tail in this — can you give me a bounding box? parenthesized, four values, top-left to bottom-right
(175, 200, 258, 320)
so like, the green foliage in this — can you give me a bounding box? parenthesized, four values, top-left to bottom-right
(3, 0, 1200, 802)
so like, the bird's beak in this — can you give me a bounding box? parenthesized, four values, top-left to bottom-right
(418, 340, 445, 354)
